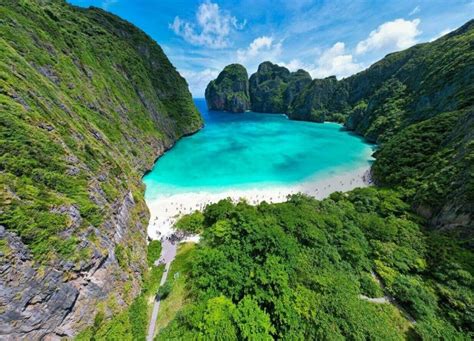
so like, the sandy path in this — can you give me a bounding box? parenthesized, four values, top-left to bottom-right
(146, 239, 177, 341)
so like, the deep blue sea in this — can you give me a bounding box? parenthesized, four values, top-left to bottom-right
(144, 99, 374, 199)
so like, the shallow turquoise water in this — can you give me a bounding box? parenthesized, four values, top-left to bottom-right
(144, 99, 374, 199)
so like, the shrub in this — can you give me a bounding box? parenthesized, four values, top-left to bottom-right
(147, 240, 162, 267)
(174, 211, 204, 234)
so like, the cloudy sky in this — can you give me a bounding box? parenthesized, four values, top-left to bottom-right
(69, 0, 473, 97)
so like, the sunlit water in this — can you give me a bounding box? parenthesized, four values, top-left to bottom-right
(144, 99, 374, 200)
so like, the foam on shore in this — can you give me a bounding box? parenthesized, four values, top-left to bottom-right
(146, 166, 372, 241)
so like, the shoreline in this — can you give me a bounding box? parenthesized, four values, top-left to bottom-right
(142, 124, 204, 178)
(146, 165, 373, 241)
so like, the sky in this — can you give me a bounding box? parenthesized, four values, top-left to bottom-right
(68, 0, 474, 97)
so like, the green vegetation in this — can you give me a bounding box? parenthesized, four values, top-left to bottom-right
(373, 110, 473, 215)
(2, 0, 472, 338)
(289, 21, 474, 230)
(209, 20, 474, 231)
(147, 240, 162, 267)
(157, 281, 173, 300)
(159, 191, 473, 339)
(248, 61, 312, 113)
(207, 61, 312, 114)
(0, 0, 202, 337)
(249, 61, 290, 113)
(0, 0, 202, 264)
(289, 75, 348, 122)
(205, 64, 250, 112)
(174, 211, 204, 234)
(155, 243, 196, 336)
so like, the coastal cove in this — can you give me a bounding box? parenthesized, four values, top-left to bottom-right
(2, 0, 472, 337)
(143, 99, 375, 240)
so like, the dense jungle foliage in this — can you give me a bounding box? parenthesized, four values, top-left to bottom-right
(1, 1, 201, 337)
(205, 64, 250, 113)
(162, 189, 473, 339)
(1, 0, 472, 339)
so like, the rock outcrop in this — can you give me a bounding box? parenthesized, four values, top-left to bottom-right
(206, 62, 312, 114)
(248, 62, 312, 113)
(249, 61, 291, 113)
(0, 1, 202, 339)
(288, 76, 348, 122)
(205, 64, 250, 112)
(283, 69, 313, 110)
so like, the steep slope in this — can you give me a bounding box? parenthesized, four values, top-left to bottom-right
(248, 61, 312, 113)
(163, 24, 474, 335)
(205, 62, 312, 114)
(288, 75, 348, 122)
(205, 64, 250, 112)
(289, 21, 473, 142)
(249, 61, 291, 112)
(289, 20, 474, 231)
(283, 69, 313, 111)
(0, 0, 202, 339)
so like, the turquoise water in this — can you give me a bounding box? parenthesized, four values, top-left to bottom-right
(144, 99, 374, 199)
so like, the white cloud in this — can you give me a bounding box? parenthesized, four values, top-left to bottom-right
(356, 18, 421, 55)
(279, 59, 312, 72)
(236, 36, 283, 70)
(430, 28, 453, 42)
(183, 17, 428, 95)
(311, 42, 364, 78)
(102, 0, 117, 10)
(180, 68, 219, 97)
(409, 5, 420, 16)
(278, 42, 363, 79)
(279, 18, 423, 80)
(170, 1, 245, 49)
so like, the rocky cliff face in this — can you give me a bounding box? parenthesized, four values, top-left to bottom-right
(205, 64, 250, 112)
(0, 1, 202, 339)
(206, 62, 312, 114)
(249, 61, 290, 113)
(248, 62, 312, 113)
(289, 21, 474, 142)
(283, 69, 313, 111)
(288, 76, 348, 122)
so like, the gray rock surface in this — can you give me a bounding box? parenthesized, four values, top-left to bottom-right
(0, 187, 147, 339)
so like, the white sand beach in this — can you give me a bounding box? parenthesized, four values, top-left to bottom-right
(146, 166, 372, 241)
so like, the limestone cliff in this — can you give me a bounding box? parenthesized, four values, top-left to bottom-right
(283, 69, 313, 111)
(248, 61, 291, 113)
(0, 0, 202, 339)
(288, 76, 348, 122)
(205, 64, 250, 112)
(208, 62, 312, 114)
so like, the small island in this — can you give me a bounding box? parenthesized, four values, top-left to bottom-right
(205, 64, 250, 112)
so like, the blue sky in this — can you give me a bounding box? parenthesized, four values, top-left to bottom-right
(68, 0, 473, 97)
